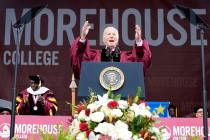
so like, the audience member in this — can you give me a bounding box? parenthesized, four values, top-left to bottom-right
(168, 104, 177, 117)
(0, 108, 11, 115)
(194, 105, 203, 118)
(0, 99, 11, 115)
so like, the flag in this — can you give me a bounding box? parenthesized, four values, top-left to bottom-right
(146, 102, 170, 117)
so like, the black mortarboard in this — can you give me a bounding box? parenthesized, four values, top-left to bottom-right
(29, 75, 41, 84)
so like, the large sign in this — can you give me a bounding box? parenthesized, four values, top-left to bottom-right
(0, 1, 210, 116)
(155, 118, 210, 140)
(0, 115, 69, 139)
(0, 116, 209, 140)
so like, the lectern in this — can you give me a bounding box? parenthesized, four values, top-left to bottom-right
(78, 62, 145, 99)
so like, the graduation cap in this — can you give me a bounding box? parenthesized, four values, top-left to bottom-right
(29, 75, 41, 84)
(0, 99, 12, 111)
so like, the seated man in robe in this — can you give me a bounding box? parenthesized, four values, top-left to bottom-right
(70, 21, 152, 79)
(16, 75, 58, 115)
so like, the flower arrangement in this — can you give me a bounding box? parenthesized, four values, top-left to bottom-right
(68, 87, 165, 140)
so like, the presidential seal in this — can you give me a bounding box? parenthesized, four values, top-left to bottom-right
(99, 66, 124, 91)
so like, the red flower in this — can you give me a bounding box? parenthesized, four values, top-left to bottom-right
(85, 109, 91, 116)
(140, 130, 151, 139)
(79, 122, 88, 131)
(107, 101, 119, 109)
(86, 130, 92, 137)
(77, 104, 84, 113)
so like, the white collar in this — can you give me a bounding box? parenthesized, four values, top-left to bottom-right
(27, 87, 49, 95)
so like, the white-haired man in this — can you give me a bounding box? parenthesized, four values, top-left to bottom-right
(70, 21, 152, 79)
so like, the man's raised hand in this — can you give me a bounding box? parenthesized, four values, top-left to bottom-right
(135, 25, 142, 42)
(80, 21, 91, 40)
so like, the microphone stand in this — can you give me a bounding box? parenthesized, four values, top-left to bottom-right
(199, 25, 208, 140)
(10, 25, 23, 139)
(9, 5, 47, 139)
(176, 5, 209, 140)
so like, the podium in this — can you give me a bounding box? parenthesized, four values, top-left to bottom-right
(78, 62, 145, 99)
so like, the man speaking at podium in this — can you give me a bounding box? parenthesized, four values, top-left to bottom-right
(70, 21, 152, 79)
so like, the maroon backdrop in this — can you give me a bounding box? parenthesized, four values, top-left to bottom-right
(0, 0, 209, 116)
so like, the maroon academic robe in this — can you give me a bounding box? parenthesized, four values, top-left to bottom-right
(16, 87, 58, 115)
(70, 37, 152, 79)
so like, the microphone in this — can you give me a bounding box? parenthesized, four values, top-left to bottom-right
(101, 48, 111, 61)
(111, 47, 121, 62)
(101, 47, 121, 62)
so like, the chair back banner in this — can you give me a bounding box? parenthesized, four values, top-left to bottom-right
(78, 62, 145, 98)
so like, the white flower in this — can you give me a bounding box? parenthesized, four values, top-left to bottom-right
(111, 109, 123, 118)
(130, 103, 152, 117)
(88, 132, 102, 140)
(118, 100, 128, 109)
(88, 132, 97, 140)
(94, 122, 115, 135)
(139, 103, 147, 109)
(101, 106, 111, 117)
(69, 119, 80, 136)
(87, 102, 101, 112)
(78, 110, 87, 121)
(76, 132, 88, 140)
(115, 120, 129, 130)
(87, 94, 113, 113)
(133, 135, 144, 140)
(111, 120, 132, 140)
(130, 103, 141, 117)
(140, 109, 152, 117)
(149, 127, 160, 133)
(97, 94, 109, 106)
(90, 111, 104, 123)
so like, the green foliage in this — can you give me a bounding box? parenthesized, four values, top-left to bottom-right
(128, 116, 155, 135)
(89, 121, 98, 130)
(134, 86, 142, 103)
(191, 136, 202, 140)
(40, 132, 55, 140)
(39, 125, 74, 140)
(107, 87, 121, 101)
(11, 137, 19, 140)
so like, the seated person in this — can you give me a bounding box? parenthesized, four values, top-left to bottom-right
(16, 75, 58, 115)
(194, 105, 203, 118)
(0, 99, 11, 115)
(0, 108, 11, 115)
(168, 104, 177, 117)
